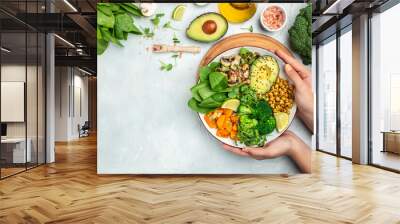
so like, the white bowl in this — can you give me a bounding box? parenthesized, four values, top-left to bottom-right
(198, 47, 297, 148)
(260, 5, 287, 32)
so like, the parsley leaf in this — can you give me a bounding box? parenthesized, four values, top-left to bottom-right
(172, 33, 180, 44)
(241, 25, 253, 33)
(143, 27, 154, 38)
(171, 53, 179, 64)
(151, 13, 165, 27)
(160, 60, 173, 71)
(163, 21, 179, 31)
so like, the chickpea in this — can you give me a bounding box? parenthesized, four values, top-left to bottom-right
(265, 77, 294, 114)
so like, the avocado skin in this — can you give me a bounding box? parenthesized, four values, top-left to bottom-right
(186, 12, 228, 43)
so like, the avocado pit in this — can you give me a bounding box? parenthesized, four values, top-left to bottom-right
(202, 20, 217, 34)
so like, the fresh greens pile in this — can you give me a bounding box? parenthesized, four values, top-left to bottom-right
(237, 85, 275, 146)
(188, 62, 240, 113)
(97, 3, 143, 55)
(188, 48, 279, 146)
(288, 4, 312, 65)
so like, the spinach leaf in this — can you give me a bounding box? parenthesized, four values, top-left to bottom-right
(128, 23, 142, 35)
(100, 27, 112, 42)
(97, 39, 109, 55)
(119, 3, 142, 16)
(199, 97, 222, 108)
(114, 26, 125, 40)
(97, 3, 143, 55)
(97, 10, 115, 28)
(199, 66, 211, 82)
(188, 98, 214, 114)
(208, 62, 220, 71)
(98, 4, 113, 16)
(115, 14, 135, 32)
(212, 92, 227, 102)
(109, 4, 120, 12)
(122, 3, 141, 11)
(97, 26, 102, 39)
(190, 82, 207, 102)
(198, 85, 216, 100)
(209, 72, 228, 91)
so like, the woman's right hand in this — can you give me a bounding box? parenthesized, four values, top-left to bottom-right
(275, 49, 314, 133)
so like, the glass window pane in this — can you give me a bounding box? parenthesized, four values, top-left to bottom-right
(318, 37, 337, 154)
(371, 3, 400, 171)
(38, 32, 46, 165)
(27, 31, 38, 169)
(1, 30, 27, 177)
(340, 29, 352, 158)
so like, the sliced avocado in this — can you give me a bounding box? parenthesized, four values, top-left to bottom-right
(250, 56, 280, 94)
(186, 12, 228, 43)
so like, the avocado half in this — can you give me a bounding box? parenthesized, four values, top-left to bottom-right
(186, 12, 228, 43)
(250, 56, 280, 94)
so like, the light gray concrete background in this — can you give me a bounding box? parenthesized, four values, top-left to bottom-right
(98, 3, 310, 174)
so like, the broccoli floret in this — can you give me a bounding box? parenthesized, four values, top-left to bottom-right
(257, 116, 276, 135)
(238, 105, 253, 115)
(239, 86, 257, 107)
(238, 115, 266, 146)
(254, 101, 273, 119)
(288, 4, 312, 65)
(239, 115, 258, 129)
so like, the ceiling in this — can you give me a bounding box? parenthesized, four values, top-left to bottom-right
(312, 0, 393, 44)
(0, 0, 96, 74)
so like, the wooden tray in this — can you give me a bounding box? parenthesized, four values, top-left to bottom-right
(199, 33, 292, 67)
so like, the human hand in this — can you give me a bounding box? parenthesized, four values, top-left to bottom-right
(222, 131, 311, 173)
(274, 49, 314, 133)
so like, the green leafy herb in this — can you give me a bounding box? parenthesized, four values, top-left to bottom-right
(241, 25, 253, 32)
(143, 27, 154, 38)
(97, 3, 143, 55)
(163, 21, 179, 30)
(151, 13, 165, 26)
(160, 60, 173, 71)
(172, 33, 180, 44)
(171, 53, 179, 64)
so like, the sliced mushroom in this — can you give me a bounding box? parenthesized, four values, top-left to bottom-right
(231, 55, 241, 66)
(220, 56, 234, 67)
(228, 70, 239, 84)
(140, 3, 157, 17)
(242, 70, 249, 79)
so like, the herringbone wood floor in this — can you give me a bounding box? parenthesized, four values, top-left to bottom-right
(1, 135, 400, 224)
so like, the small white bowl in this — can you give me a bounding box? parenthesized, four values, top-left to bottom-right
(260, 5, 287, 32)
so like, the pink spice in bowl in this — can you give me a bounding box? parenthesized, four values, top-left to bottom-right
(260, 5, 287, 32)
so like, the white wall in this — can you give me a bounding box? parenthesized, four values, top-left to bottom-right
(54, 67, 89, 141)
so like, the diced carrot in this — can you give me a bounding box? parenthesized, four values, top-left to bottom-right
(204, 115, 216, 128)
(232, 124, 237, 131)
(231, 115, 239, 123)
(216, 115, 226, 129)
(230, 131, 237, 140)
(217, 129, 229, 137)
(225, 119, 233, 132)
(223, 109, 233, 117)
(215, 109, 223, 115)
